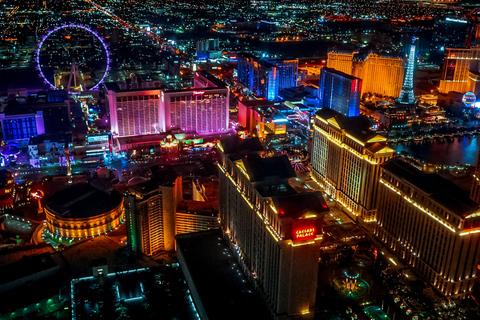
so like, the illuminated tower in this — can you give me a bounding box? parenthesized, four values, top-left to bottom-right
(397, 41, 416, 104)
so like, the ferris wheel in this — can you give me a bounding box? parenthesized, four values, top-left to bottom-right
(35, 23, 111, 92)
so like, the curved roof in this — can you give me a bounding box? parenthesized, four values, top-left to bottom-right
(127, 176, 149, 186)
(96, 167, 111, 179)
(45, 183, 122, 219)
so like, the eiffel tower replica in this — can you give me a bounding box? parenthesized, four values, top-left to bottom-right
(397, 40, 416, 105)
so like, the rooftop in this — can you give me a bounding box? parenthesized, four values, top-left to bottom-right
(382, 158, 479, 217)
(316, 107, 388, 144)
(241, 154, 295, 183)
(194, 70, 227, 88)
(0, 253, 59, 286)
(272, 192, 329, 220)
(321, 67, 361, 81)
(238, 52, 277, 68)
(219, 136, 263, 156)
(45, 183, 123, 219)
(176, 230, 270, 320)
(128, 165, 179, 195)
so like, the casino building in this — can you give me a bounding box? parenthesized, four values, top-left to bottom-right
(438, 47, 480, 94)
(310, 108, 395, 222)
(218, 136, 328, 319)
(376, 158, 480, 298)
(106, 71, 229, 138)
(45, 182, 124, 239)
(327, 50, 404, 98)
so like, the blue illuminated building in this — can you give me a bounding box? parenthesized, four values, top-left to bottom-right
(0, 98, 70, 145)
(0, 111, 45, 144)
(318, 67, 361, 117)
(237, 53, 279, 101)
(267, 59, 299, 91)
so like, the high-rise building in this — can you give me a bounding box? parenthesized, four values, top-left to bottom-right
(439, 47, 480, 94)
(397, 41, 417, 104)
(125, 166, 182, 254)
(327, 50, 404, 98)
(106, 88, 163, 137)
(268, 59, 299, 91)
(310, 108, 395, 222)
(375, 158, 480, 298)
(106, 71, 229, 137)
(237, 53, 279, 100)
(237, 100, 288, 139)
(218, 136, 328, 319)
(125, 166, 220, 255)
(318, 67, 362, 117)
(196, 38, 221, 60)
(162, 72, 229, 134)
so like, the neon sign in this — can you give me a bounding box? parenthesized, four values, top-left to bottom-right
(293, 226, 316, 241)
(193, 91, 205, 95)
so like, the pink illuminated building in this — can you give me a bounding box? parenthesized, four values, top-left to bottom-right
(106, 71, 229, 137)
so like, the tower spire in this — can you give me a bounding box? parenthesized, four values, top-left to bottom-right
(397, 39, 416, 105)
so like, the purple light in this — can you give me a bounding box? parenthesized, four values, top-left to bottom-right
(35, 24, 111, 92)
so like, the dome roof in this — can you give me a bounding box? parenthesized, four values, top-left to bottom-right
(96, 167, 111, 179)
(45, 183, 122, 219)
(127, 176, 149, 186)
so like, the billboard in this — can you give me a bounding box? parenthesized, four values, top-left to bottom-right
(444, 59, 456, 81)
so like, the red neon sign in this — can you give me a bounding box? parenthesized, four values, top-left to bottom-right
(293, 226, 316, 241)
(193, 91, 205, 96)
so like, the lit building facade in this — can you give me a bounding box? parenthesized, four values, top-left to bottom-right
(268, 59, 299, 91)
(0, 111, 45, 144)
(319, 67, 361, 117)
(106, 71, 229, 137)
(237, 100, 287, 139)
(375, 158, 480, 298)
(107, 88, 163, 137)
(162, 89, 229, 134)
(45, 183, 124, 239)
(125, 173, 182, 254)
(175, 211, 219, 235)
(327, 50, 404, 98)
(237, 53, 279, 100)
(310, 108, 395, 222)
(439, 47, 480, 94)
(218, 136, 328, 319)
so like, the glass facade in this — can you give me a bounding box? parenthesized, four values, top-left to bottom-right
(237, 53, 280, 101)
(319, 68, 361, 117)
(3, 117, 37, 141)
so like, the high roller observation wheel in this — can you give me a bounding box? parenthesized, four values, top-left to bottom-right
(35, 23, 111, 91)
